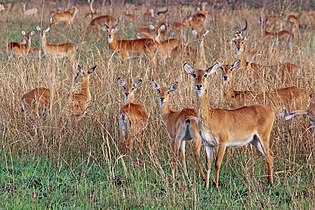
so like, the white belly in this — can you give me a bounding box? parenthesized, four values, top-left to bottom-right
(226, 136, 253, 147)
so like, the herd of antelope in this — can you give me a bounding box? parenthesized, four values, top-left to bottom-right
(4, 1, 314, 189)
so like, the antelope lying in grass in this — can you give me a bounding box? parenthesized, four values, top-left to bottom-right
(36, 26, 76, 63)
(102, 22, 155, 63)
(285, 103, 315, 136)
(118, 78, 148, 155)
(184, 62, 275, 189)
(219, 60, 310, 113)
(151, 80, 205, 181)
(7, 30, 34, 62)
(21, 87, 51, 120)
(49, 6, 79, 28)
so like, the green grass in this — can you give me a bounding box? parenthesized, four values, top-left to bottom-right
(0, 151, 313, 209)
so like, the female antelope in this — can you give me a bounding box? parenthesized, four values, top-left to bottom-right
(184, 62, 275, 188)
(151, 80, 205, 180)
(71, 65, 97, 120)
(118, 78, 148, 155)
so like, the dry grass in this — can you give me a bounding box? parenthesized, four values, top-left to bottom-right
(0, 3, 314, 208)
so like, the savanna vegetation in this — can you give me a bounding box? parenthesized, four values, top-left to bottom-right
(0, 0, 314, 209)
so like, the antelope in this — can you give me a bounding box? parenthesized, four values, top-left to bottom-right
(21, 2, 37, 16)
(192, 29, 209, 68)
(0, 4, 4, 13)
(102, 23, 155, 63)
(151, 80, 205, 180)
(84, 0, 98, 19)
(143, 7, 168, 22)
(287, 15, 301, 33)
(284, 103, 315, 136)
(149, 24, 182, 63)
(21, 87, 51, 119)
(258, 16, 293, 48)
(70, 65, 97, 119)
(219, 60, 310, 112)
(184, 62, 275, 188)
(7, 30, 35, 62)
(85, 15, 116, 37)
(36, 26, 76, 62)
(232, 31, 297, 83)
(259, 15, 285, 32)
(118, 78, 148, 155)
(137, 22, 167, 39)
(49, 6, 78, 28)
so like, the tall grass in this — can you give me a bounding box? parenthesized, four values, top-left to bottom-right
(0, 4, 314, 209)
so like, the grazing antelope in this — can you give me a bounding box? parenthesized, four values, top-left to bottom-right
(102, 23, 155, 63)
(70, 65, 96, 119)
(284, 103, 315, 136)
(49, 6, 79, 28)
(85, 15, 116, 37)
(184, 62, 275, 188)
(7, 30, 35, 62)
(219, 60, 310, 112)
(258, 16, 293, 48)
(36, 26, 76, 62)
(118, 78, 148, 155)
(151, 80, 205, 180)
(21, 87, 51, 119)
(21, 2, 37, 16)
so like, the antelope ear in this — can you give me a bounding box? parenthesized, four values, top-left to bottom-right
(151, 80, 161, 93)
(149, 25, 155, 30)
(258, 17, 262, 24)
(36, 26, 41, 31)
(102, 24, 109, 32)
(203, 30, 209, 37)
(169, 82, 178, 93)
(30, 31, 35, 36)
(159, 24, 166, 31)
(192, 29, 198, 37)
(77, 65, 83, 73)
(266, 18, 270, 24)
(117, 77, 126, 88)
(113, 25, 119, 32)
(205, 62, 220, 76)
(183, 63, 196, 77)
(21, 31, 26, 35)
(232, 60, 240, 70)
(88, 65, 97, 74)
(134, 79, 143, 89)
(45, 27, 50, 33)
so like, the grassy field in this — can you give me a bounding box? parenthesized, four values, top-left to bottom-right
(0, 2, 314, 209)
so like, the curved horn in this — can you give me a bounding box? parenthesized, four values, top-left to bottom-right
(185, 11, 192, 19)
(157, 7, 168, 16)
(241, 19, 248, 32)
